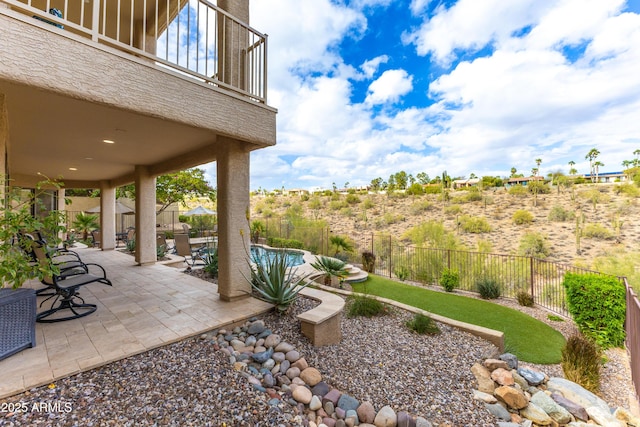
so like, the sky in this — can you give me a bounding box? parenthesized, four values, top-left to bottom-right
(204, 0, 640, 191)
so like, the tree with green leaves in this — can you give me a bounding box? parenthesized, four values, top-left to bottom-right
(117, 168, 215, 213)
(585, 148, 600, 182)
(416, 172, 430, 185)
(1, 177, 68, 289)
(329, 235, 354, 257)
(393, 171, 409, 190)
(510, 167, 517, 178)
(73, 212, 100, 241)
(370, 177, 383, 192)
(568, 160, 577, 176)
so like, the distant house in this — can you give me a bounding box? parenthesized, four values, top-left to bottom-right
(506, 176, 545, 187)
(452, 178, 480, 189)
(285, 188, 310, 196)
(583, 171, 627, 183)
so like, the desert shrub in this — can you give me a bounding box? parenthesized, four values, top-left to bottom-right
(405, 313, 440, 335)
(476, 239, 493, 253)
(561, 334, 602, 393)
(203, 248, 218, 277)
(463, 188, 483, 202)
(518, 232, 551, 258)
(528, 181, 551, 194)
(563, 273, 626, 348)
(157, 244, 167, 260)
(423, 185, 442, 194)
(329, 200, 347, 210)
(512, 209, 534, 225)
(459, 215, 491, 233)
(476, 277, 501, 299)
(363, 198, 375, 209)
(548, 205, 575, 222)
(340, 207, 354, 217)
(345, 193, 361, 205)
(516, 291, 535, 307)
(402, 221, 460, 249)
(508, 184, 528, 197)
(440, 268, 459, 292)
(264, 196, 277, 205)
(347, 294, 386, 318)
(300, 194, 310, 201)
(614, 183, 640, 197)
(444, 205, 462, 216)
(249, 248, 311, 314)
(362, 251, 376, 273)
(582, 223, 614, 240)
(383, 212, 404, 225)
(405, 183, 425, 196)
(394, 265, 410, 281)
(266, 237, 304, 249)
(410, 200, 432, 215)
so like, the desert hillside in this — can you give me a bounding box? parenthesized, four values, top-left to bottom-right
(251, 183, 640, 269)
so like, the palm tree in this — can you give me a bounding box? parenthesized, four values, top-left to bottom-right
(510, 167, 517, 178)
(73, 212, 99, 241)
(310, 256, 348, 287)
(593, 161, 604, 183)
(585, 148, 600, 182)
(535, 158, 542, 175)
(329, 235, 353, 257)
(568, 160, 577, 176)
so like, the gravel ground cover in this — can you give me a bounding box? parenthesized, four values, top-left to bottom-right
(0, 280, 635, 426)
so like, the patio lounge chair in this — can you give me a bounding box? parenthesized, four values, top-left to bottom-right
(32, 242, 112, 323)
(157, 233, 175, 254)
(174, 233, 206, 268)
(16, 233, 87, 295)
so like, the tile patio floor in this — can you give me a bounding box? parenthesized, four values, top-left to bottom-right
(0, 248, 273, 399)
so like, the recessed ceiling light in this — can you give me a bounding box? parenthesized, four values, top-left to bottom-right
(69, 167, 78, 171)
(103, 139, 115, 144)
(85, 157, 93, 160)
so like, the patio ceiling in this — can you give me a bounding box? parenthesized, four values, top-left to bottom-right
(2, 81, 219, 188)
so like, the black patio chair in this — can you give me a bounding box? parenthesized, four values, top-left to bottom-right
(32, 242, 112, 323)
(15, 232, 88, 296)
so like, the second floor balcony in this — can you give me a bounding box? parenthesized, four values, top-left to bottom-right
(3, 0, 267, 103)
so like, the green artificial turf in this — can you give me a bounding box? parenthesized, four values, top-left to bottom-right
(351, 275, 566, 364)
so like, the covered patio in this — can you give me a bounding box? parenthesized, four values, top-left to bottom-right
(0, 248, 273, 399)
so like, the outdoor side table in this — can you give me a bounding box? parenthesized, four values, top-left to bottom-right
(0, 288, 37, 360)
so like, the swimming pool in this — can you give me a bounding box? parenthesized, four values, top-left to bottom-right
(250, 245, 305, 267)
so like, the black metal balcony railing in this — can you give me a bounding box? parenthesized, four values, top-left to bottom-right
(3, 0, 267, 103)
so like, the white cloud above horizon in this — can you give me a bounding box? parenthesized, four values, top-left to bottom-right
(203, 0, 640, 190)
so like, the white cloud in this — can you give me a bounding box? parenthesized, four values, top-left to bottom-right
(410, 0, 432, 16)
(404, 0, 552, 65)
(360, 55, 389, 78)
(242, 0, 640, 190)
(365, 69, 414, 105)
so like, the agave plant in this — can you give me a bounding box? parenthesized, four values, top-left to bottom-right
(310, 255, 348, 287)
(249, 249, 311, 314)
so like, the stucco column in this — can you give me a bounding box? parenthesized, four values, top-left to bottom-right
(100, 184, 116, 250)
(134, 165, 156, 265)
(217, 137, 251, 301)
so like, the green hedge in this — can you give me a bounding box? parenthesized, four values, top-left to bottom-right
(266, 237, 304, 249)
(563, 272, 626, 348)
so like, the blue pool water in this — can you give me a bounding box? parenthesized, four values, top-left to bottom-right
(250, 246, 305, 267)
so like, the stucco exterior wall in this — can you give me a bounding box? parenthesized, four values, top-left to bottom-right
(0, 12, 276, 148)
